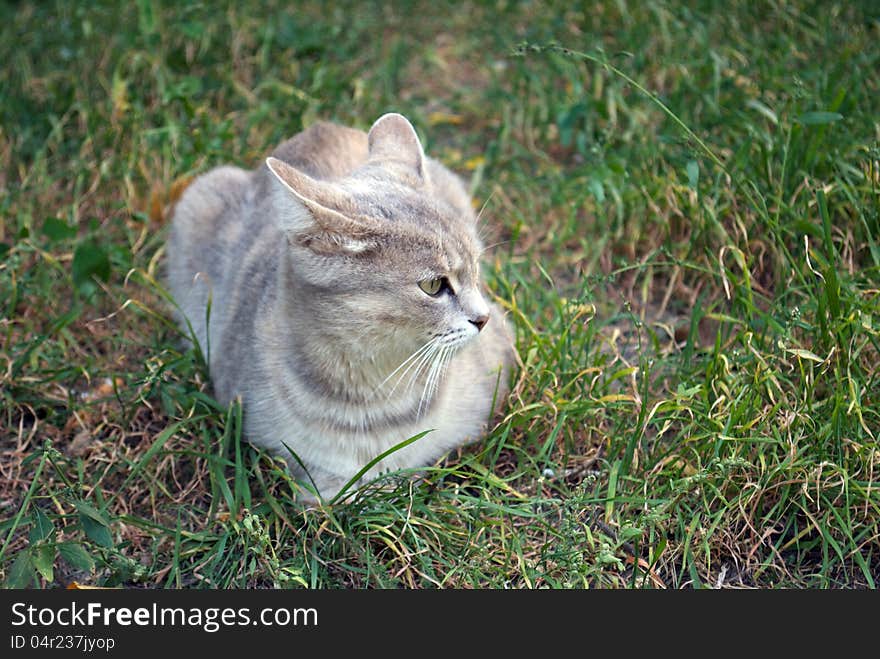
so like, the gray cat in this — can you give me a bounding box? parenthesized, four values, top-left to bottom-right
(167, 113, 514, 502)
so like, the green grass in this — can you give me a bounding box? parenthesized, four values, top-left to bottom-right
(2, 0, 879, 588)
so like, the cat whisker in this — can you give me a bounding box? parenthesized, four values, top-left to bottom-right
(418, 343, 455, 418)
(417, 348, 441, 417)
(425, 348, 446, 411)
(439, 344, 455, 390)
(379, 339, 434, 387)
(474, 190, 495, 228)
(379, 337, 439, 398)
(479, 239, 511, 256)
(404, 340, 442, 397)
(432, 346, 454, 409)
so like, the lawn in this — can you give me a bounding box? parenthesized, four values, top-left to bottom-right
(1, 0, 878, 588)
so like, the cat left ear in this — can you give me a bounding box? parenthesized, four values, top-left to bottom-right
(266, 156, 350, 216)
(266, 156, 378, 255)
(367, 113, 428, 181)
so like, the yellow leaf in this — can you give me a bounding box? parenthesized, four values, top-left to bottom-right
(427, 112, 463, 126)
(464, 155, 485, 170)
(598, 394, 637, 403)
(66, 581, 119, 590)
(111, 74, 129, 119)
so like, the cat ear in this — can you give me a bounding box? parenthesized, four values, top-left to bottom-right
(266, 156, 377, 254)
(367, 113, 427, 180)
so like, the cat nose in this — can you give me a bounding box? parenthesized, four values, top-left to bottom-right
(469, 313, 489, 332)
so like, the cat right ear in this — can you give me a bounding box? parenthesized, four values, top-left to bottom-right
(265, 157, 377, 254)
(367, 113, 428, 182)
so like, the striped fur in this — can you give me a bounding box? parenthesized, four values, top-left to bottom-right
(166, 113, 514, 502)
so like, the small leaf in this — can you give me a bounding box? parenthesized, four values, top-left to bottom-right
(28, 507, 55, 544)
(33, 544, 56, 582)
(137, 0, 158, 36)
(605, 460, 620, 522)
(59, 542, 96, 572)
(786, 347, 824, 363)
(675, 384, 703, 399)
(75, 501, 113, 548)
(653, 536, 668, 560)
(618, 525, 644, 543)
(791, 219, 823, 238)
(745, 99, 778, 125)
(607, 366, 639, 382)
(72, 241, 111, 290)
(179, 20, 207, 40)
(80, 514, 113, 548)
(588, 178, 605, 203)
(0, 242, 10, 258)
(556, 102, 586, 147)
(686, 160, 700, 189)
(41, 217, 78, 243)
(796, 111, 843, 126)
(75, 500, 110, 526)
(6, 550, 35, 588)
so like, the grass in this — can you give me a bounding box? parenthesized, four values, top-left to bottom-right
(1, 0, 879, 589)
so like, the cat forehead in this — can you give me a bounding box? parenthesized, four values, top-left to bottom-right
(344, 178, 472, 235)
(386, 226, 479, 279)
(311, 161, 482, 268)
(343, 172, 432, 210)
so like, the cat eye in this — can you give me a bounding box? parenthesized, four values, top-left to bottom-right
(419, 277, 449, 296)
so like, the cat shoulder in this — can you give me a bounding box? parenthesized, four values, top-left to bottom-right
(172, 165, 252, 234)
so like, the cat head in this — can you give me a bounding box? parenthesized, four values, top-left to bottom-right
(265, 113, 492, 356)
